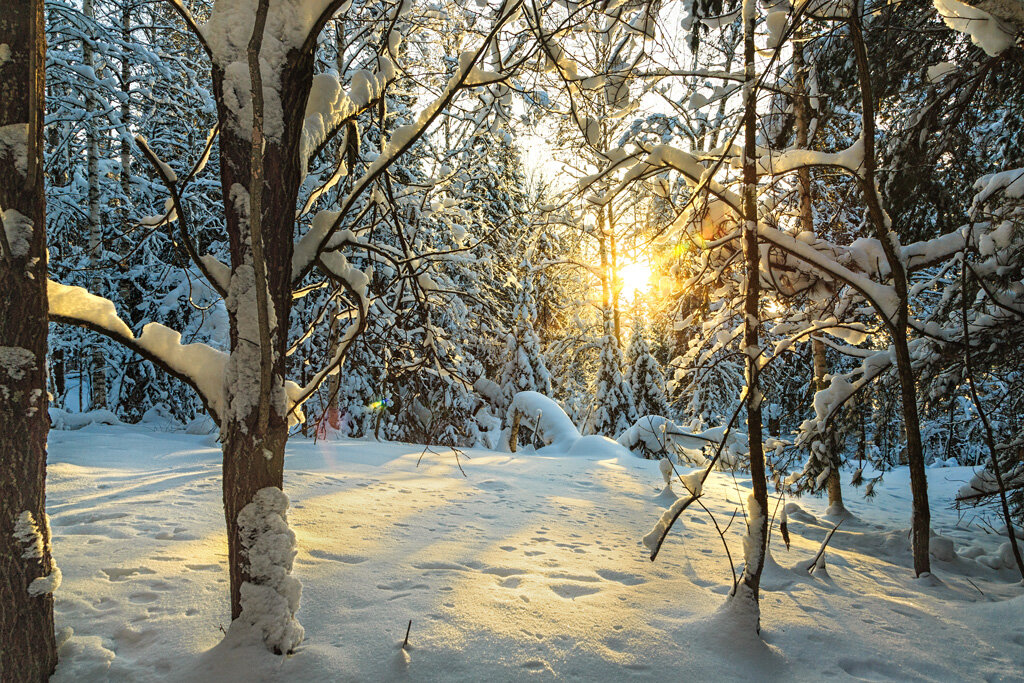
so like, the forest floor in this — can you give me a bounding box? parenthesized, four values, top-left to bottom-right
(45, 424, 1024, 682)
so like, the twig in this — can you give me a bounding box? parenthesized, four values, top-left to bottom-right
(806, 520, 843, 575)
(402, 619, 412, 650)
(696, 497, 739, 591)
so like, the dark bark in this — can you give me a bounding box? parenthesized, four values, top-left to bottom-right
(796, 25, 845, 511)
(212, 40, 315, 620)
(850, 8, 931, 576)
(733, 1, 768, 628)
(0, 1, 58, 679)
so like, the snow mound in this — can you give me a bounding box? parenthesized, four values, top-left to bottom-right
(504, 391, 632, 459)
(49, 408, 122, 430)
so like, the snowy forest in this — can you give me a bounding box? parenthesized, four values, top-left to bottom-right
(2, 0, 1024, 680)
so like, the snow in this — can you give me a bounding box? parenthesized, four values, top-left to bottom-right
(135, 135, 177, 183)
(0, 345, 36, 380)
(235, 487, 304, 654)
(15, 510, 45, 559)
(1, 207, 34, 258)
(0, 43, 11, 67)
(934, 0, 1017, 56)
(201, 0, 338, 140)
(0, 123, 29, 177)
(928, 61, 956, 82)
(504, 391, 582, 452)
(48, 281, 230, 421)
(16, 510, 62, 596)
(29, 566, 63, 597)
(300, 65, 392, 170)
(40, 424, 1024, 680)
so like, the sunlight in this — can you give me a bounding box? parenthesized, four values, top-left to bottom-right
(616, 261, 653, 301)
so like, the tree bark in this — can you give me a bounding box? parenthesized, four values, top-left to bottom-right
(211, 39, 316, 621)
(733, 0, 768, 630)
(849, 7, 930, 576)
(795, 26, 844, 510)
(83, 0, 107, 410)
(0, 1, 58, 678)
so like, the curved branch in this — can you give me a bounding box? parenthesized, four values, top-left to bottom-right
(48, 280, 224, 424)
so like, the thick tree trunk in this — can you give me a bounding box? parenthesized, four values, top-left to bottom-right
(732, 0, 768, 630)
(0, 1, 58, 678)
(211, 42, 314, 622)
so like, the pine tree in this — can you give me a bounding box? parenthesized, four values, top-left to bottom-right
(499, 267, 553, 411)
(588, 314, 638, 437)
(626, 314, 671, 419)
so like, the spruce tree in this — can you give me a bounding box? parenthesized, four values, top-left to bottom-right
(499, 267, 553, 410)
(626, 314, 671, 419)
(588, 314, 638, 437)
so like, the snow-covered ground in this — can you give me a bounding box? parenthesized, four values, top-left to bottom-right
(46, 424, 1024, 681)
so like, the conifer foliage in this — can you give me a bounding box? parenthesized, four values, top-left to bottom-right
(499, 266, 553, 412)
(625, 313, 671, 420)
(587, 315, 637, 438)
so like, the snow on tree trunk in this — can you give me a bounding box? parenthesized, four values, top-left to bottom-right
(207, 4, 319, 642)
(233, 487, 304, 654)
(0, 1, 58, 677)
(729, 0, 768, 633)
(82, 0, 107, 411)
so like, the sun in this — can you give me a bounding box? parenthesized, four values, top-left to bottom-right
(617, 261, 653, 301)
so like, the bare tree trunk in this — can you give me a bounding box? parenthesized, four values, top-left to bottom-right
(608, 204, 622, 346)
(732, 0, 768, 630)
(0, 1, 58, 678)
(83, 0, 107, 410)
(795, 26, 843, 510)
(120, 2, 132, 202)
(849, 8, 930, 575)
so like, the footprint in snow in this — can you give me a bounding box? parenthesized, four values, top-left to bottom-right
(308, 549, 368, 564)
(595, 568, 646, 585)
(549, 583, 601, 599)
(101, 566, 156, 581)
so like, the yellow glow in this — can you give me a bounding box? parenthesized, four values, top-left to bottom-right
(617, 261, 653, 301)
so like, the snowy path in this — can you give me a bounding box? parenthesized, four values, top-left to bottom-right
(46, 426, 1024, 681)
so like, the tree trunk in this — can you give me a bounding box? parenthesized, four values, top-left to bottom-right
(732, 0, 768, 630)
(795, 27, 844, 511)
(211, 40, 315, 626)
(812, 338, 844, 510)
(83, 0, 107, 411)
(849, 8, 930, 575)
(120, 2, 132, 202)
(0, 1, 58, 678)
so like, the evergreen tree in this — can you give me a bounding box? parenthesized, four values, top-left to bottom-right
(587, 314, 637, 437)
(625, 313, 670, 419)
(499, 267, 553, 411)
